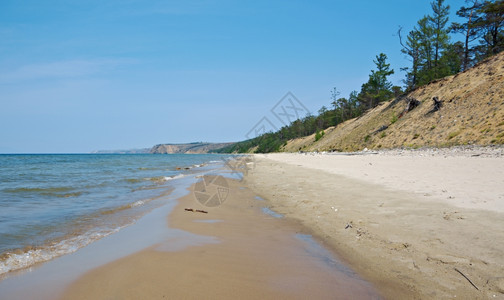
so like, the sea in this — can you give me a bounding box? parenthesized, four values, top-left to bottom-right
(0, 153, 230, 278)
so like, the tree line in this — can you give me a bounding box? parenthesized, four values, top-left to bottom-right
(400, 0, 504, 90)
(214, 0, 503, 154)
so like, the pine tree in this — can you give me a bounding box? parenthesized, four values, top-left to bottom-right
(358, 53, 394, 109)
(451, 0, 481, 70)
(416, 17, 436, 85)
(440, 41, 464, 74)
(430, 0, 451, 77)
(400, 0, 457, 89)
(473, 0, 504, 58)
(398, 26, 422, 89)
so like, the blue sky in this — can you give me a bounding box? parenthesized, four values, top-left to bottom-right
(0, 0, 465, 153)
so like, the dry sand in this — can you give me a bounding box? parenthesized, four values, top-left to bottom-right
(60, 176, 379, 300)
(245, 152, 504, 299)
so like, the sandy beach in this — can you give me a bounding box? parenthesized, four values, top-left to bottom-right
(59, 174, 378, 299)
(245, 149, 504, 299)
(13, 148, 501, 299)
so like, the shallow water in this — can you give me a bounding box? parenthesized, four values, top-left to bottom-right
(0, 154, 229, 276)
(0, 156, 382, 299)
(0, 172, 222, 300)
(261, 207, 284, 218)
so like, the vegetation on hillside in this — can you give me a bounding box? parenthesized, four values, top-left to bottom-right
(214, 0, 504, 154)
(400, 0, 504, 90)
(281, 52, 504, 152)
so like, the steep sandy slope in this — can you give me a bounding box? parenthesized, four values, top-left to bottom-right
(283, 52, 504, 152)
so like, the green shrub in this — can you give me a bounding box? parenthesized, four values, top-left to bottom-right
(315, 130, 325, 142)
(447, 131, 461, 140)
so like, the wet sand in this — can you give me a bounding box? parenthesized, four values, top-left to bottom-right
(60, 176, 379, 299)
(246, 152, 504, 299)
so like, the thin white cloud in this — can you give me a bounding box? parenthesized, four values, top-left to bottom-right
(0, 58, 132, 83)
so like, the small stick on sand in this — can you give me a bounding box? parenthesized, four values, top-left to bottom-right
(184, 208, 208, 214)
(454, 267, 479, 291)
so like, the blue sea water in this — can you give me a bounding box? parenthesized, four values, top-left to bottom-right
(0, 154, 228, 276)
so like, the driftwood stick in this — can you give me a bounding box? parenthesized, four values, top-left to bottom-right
(184, 208, 208, 214)
(454, 268, 479, 291)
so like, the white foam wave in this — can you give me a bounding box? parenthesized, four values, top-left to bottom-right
(145, 174, 185, 183)
(0, 227, 122, 276)
(163, 174, 185, 181)
(130, 200, 145, 207)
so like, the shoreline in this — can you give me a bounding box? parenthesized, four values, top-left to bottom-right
(246, 151, 504, 299)
(0, 154, 223, 279)
(0, 173, 204, 300)
(3, 148, 502, 299)
(60, 172, 379, 299)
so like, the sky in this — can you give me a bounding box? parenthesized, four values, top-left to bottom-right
(0, 0, 466, 153)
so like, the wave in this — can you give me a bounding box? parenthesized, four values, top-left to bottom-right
(2, 186, 83, 198)
(124, 178, 143, 184)
(145, 176, 168, 183)
(174, 163, 208, 171)
(144, 174, 185, 183)
(0, 154, 229, 277)
(0, 226, 122, 276)
(99, 199, 149, 215)
(130, 200, 145, 207)
(0, 195, 161, 276)
(164, 174, 185, 181)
